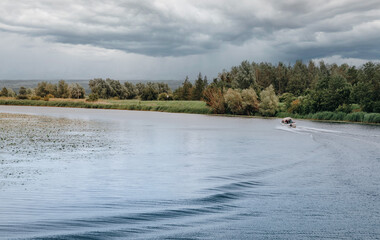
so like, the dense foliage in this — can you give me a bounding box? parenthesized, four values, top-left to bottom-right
(8, 80, 86, 100)
(88, 78, 171, 101)
(207, 60, 380, 115)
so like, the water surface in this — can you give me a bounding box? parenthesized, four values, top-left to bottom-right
(0, 106, 379, 239)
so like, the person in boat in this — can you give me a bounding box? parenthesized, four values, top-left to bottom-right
(282, 117, 294, 125)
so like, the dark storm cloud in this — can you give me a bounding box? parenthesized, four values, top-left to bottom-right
(0, 0, 379, 60)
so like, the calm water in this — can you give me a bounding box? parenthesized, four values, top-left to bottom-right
(0, 106, 379, 239)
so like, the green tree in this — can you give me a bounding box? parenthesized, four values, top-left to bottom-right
(346, 66, 358, 85)
(106, 79, 122, 98)
(259, 85, 279, 116)
(217, 70, 233, 89)
(57, 80, 69, 98)
(174, 76, 193, 100)
(255, 62, 275, 90)
(327, 74, 351, 111)
(193, 73, 208, 100)
(68, 83, 85, 99)
(287, 60, 308, 95)
(157, 82, 171, 95)
(46, 83, 58, 97)
(233, 60, 257, 89)
(279, 92, 296, 112)
(35, 82, 57, 97)
(89, 78, 113, 99)
(241, 88, 259, 115)
(0, 87, 8, 97)
(6, 88, 16, 97)
(351, 81, 372, 111)
(26, 88, 34, 96)
(17, 86, 28, 99)
(224, 88, 244, 114)
(275, 62, 289, 94)
(135, 83, 146, 97)
(140, 82, 158, 100)
(123, 82, 137, 99)
(307, 60, 319, 89)
(35, 81, 49, 97)
(18, 86, 27, 96)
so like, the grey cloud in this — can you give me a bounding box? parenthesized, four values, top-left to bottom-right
(0, 0, 379, 60)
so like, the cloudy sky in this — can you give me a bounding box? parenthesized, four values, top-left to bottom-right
(0, 0, 379, 80)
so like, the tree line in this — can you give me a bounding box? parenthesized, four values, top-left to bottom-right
(204, 60, 380, 115)
(1, 60, 379, 117)
(0, 80, 85, 100)
(87, 74, 208, 101)
(0, 74, 209, 102)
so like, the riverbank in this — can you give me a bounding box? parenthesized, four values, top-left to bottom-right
(0, 98, 379, 124)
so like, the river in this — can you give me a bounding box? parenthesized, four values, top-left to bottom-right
(0, 106, 379, 239)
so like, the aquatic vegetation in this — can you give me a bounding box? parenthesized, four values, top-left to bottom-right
(0, 113, 113, 187)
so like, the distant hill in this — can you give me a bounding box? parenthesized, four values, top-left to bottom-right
(0, 79, 185, 94)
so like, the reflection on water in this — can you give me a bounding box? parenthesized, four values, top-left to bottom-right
(0, 106, 379, 239)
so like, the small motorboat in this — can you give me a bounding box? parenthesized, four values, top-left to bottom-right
(281, 117, 296, 128)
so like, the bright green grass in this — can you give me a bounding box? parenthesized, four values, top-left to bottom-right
(0, 99, 212, 114)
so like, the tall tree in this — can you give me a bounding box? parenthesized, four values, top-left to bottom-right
(287, 60, 308, 95)
(174, 76, 193, 100)
(275, 62, 288, 94)
(193, 72, 208, 100)
(57, 80, 69, 98)
(233, 61, 256, 89)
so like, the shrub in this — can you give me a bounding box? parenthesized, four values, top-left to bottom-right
(288, 99, 301, 113)
(87, 93, 99, 102)
(351, 104, 361, 112)
(224, 88, 243, 114)
(336, 104, 353, 114)
(259, 85, 279, 117)
(312, 111, 335, 120)
(31, 96, 42, 100)
(344, 112, 365, 122)
(331, 112, 347, 121)
(241, 88, 259, 115)
(203, 87, 225, 114)
(43, 96, 50, 101)
(363, 113, 380, 123)
(16, 95, 28, 100)
(158, 93, 173, 101)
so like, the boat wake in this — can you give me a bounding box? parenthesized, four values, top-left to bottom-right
(296, 126, 342, 134)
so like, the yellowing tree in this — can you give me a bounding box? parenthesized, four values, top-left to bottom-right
(259, 85, 279, 116)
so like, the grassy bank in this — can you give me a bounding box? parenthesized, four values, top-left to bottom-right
(0, 98, 212, 114)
